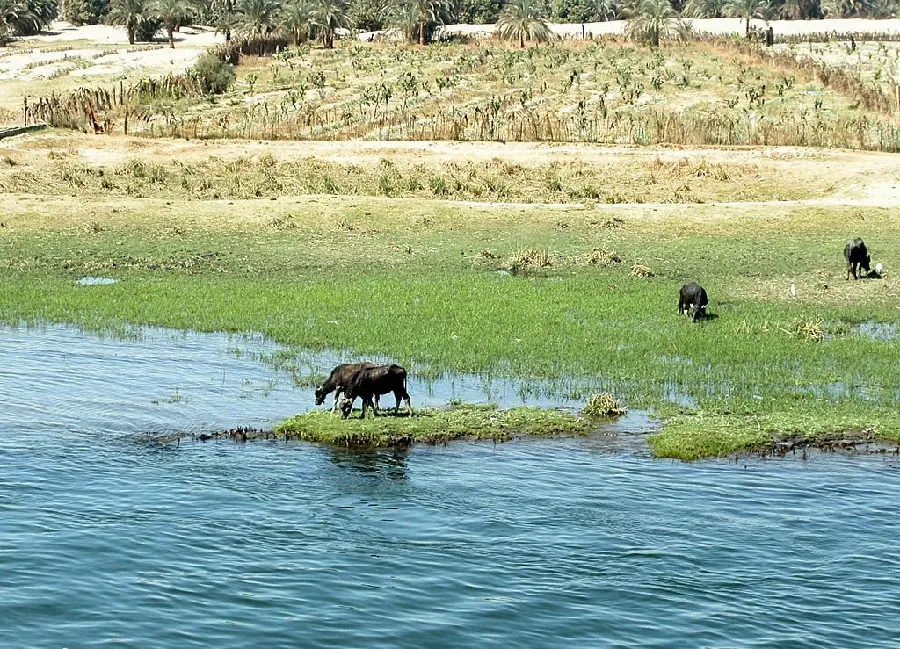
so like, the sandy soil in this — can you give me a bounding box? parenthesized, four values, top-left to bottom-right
(9, 20, 223, 46)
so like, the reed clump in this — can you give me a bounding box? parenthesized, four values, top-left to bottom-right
(579, 247, 623, 267)
(505, 248, 553, 274)
(584, 393, 627, 418)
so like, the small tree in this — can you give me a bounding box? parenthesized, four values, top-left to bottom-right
(497, 0, 552, 48)
(153, 0, 192, 47)
(312, 0, 349, 48)
(624, 0, 689, 47)
(106, 0, 147, 44)
(190, 52, 236, 93)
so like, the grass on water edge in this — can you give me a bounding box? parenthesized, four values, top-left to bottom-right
(0, 194, 897, 460)
(649, 403, 900, 461)
(275, 404, 595, 446)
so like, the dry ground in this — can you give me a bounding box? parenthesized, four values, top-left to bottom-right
(3, 132, 900, 205)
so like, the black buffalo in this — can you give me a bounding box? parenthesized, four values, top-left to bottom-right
(339, 364, 411, 420)
(679, 282, 709, 322)
(844, 238, 871, 280)
(315, 362, 378, 413)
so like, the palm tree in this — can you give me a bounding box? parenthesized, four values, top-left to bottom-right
(683, 0, 725, 17)
(153, 0, 192, 47)
(278, 0, 313, 45)
(724, 0, 768, 34)
(624, 0, 688, 47)
(312, 0, 349, 48)
(106, 0, 148, 44)
(212, 0, 238, 40)
(410, 0, 448, 45)
(237, 0, 278, 40)
(496, 0, 551, 48)
(1, 0, 35, 39)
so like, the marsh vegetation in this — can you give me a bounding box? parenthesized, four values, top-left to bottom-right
(0, 135, 896, 459)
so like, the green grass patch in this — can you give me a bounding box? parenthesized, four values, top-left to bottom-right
(651, 403, 900, 461)
(275, 404, 594, 446)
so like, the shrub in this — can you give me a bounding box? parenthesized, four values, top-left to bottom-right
(190, 54, 236, 95)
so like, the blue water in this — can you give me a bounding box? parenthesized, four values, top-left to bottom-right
(3, 324, 900, 648)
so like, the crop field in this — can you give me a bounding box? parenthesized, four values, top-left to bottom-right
(773, 39, 900, 99)
(22, 39, 900, 150)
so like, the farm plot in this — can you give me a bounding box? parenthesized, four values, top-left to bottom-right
(53, 39, 899, 151)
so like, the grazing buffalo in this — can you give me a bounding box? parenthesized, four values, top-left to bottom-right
(844, 238, 871, 280)
(679, 282, 709, 322)
(339, 364, 412, 420)
(315, 362, 378, 413)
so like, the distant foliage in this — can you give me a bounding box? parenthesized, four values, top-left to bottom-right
(457, 0, 504, 22)
(348, 0, 388, 29)
(190, 52, 236, 93)
(552, 0, 620, 21)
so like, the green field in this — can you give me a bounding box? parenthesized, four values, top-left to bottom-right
(0, 139, 897, 459)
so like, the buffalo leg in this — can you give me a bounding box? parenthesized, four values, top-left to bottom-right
(361, 395, 376, 419)
(396, 388, 412, 415)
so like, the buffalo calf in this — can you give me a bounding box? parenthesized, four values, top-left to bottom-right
(679, 282, 708, 322)
(844, 238, 871, 280)
(315, 362, 378, 413)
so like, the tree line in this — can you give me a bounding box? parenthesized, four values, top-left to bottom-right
(2, 0, 898, 48)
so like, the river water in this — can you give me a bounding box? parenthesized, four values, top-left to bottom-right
(2, 323, 900, 648)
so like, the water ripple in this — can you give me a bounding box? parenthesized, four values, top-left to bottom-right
(2, 325, 900, 647)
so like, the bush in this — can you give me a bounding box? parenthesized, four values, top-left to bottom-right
(190, 54, 236, 95)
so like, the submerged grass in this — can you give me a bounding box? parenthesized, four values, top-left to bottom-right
(275, 404, 593, 446)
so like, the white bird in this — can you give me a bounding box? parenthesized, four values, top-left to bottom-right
(875, 262, 884, 275)
(789, 283, 797, 298)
